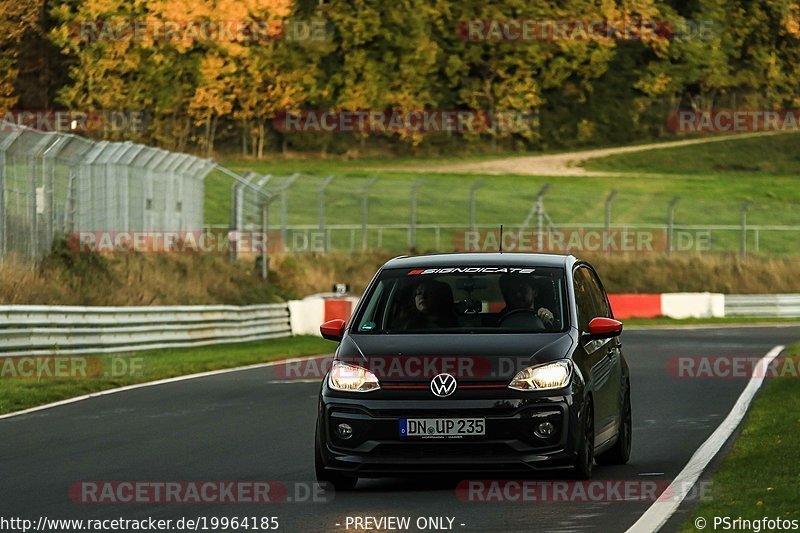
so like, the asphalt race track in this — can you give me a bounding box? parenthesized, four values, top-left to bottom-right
(2, 326, 799, 533)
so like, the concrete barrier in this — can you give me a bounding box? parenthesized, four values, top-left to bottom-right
(608, 293, 725, 319)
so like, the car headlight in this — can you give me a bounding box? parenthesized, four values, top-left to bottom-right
(328, 361, 380, 392)
(509, 360, 572, 391)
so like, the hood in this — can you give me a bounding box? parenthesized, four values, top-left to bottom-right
(335, 331, 576, 384)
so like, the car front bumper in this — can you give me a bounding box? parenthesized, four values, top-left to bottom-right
(317, 386, 585, 476)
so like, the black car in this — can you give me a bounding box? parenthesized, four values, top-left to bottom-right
(315, 253, 631, 489)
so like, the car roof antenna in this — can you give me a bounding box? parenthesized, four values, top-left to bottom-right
(499, 225, 504, 253)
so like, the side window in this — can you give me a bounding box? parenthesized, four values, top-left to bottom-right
(584, 269, 611, 319)
(573, 268, 594, 332)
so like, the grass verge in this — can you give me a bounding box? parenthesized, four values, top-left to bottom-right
(0, 335, 332, 416)
(680, 341, 800, 530)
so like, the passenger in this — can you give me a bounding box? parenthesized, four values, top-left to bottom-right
(396, 280, 457, 330)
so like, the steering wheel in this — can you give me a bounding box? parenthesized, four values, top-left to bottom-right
(498, 308, 546, 330)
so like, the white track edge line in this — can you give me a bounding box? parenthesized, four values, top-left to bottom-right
(0, 353, 332, 421)
(625, 344, 785, 533)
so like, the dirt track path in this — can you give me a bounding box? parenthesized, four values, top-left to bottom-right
(397, 130, 789, 176)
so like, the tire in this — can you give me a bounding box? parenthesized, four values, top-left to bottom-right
(572, 398, 594, 479)
(314, 427, 358, 491)
(596, 382, 632, 466)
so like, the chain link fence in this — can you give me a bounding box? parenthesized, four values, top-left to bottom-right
(219, 174, 800, 257)
(0, 120, 215, 260)
(5, 119, 796, 262)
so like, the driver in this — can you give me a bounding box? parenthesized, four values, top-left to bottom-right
(498, 274, 555, 327)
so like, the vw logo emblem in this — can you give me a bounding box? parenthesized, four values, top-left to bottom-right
(430, 373, 457, 398)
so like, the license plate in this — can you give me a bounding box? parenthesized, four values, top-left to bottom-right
(399, 418, 485, 437)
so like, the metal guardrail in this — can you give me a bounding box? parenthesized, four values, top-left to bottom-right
(0, 294, 795, 357)
(0, 304, 291, 356)
(724, 295, 800, 318)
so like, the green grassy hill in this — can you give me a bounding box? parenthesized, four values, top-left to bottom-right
(208, 133, 800, 255)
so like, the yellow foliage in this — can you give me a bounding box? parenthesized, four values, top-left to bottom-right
(785, 5, 800, 37)
(0, 0, 39, 108)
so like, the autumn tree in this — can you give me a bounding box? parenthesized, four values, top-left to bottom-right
(0, 0, 40, 109)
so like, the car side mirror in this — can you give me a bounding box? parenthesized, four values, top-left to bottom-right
(320, 319, 346, 342)
(585, 317, 623, 340)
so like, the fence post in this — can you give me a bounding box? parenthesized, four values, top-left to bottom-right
(42, 138, 64, 249)
(740, 201, 752, 259)
(318, 175, 335, 252)
(469, 179, 484, 232)
(261, 201, 269, 281)
(520, 183, 550, 242)
(754, 228, 760, 254)
(0, 138, 6, 257)
(280, 173, 299, 252)
(534, 184, 550, 251)
(29, 135, 56, 261)
(0, 130, 22, 257)
(409, 177, 425, 250)
(230, 183, 240, 262)
(361, 176, 377, 250)
(666, 196, 680, 255)
(604, 190, 617, 253)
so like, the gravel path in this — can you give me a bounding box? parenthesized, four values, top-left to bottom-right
(394, 131, 788, 176)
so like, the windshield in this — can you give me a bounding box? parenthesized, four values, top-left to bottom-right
(352, 266, 568, 334)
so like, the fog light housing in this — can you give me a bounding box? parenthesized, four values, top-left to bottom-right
(337, 423, 353, 439)
(534, 421, 555, 438)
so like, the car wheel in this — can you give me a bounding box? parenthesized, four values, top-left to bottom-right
(596, 382, 632, 466)
(314, 427, 358, 491)
(572, 398, 594, 479)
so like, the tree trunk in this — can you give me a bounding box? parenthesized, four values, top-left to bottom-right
(206, 115, 217, 157)
(242, 119, 248, 157)
(204, 115, 212, 156)
(257, 122, 265, 160)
